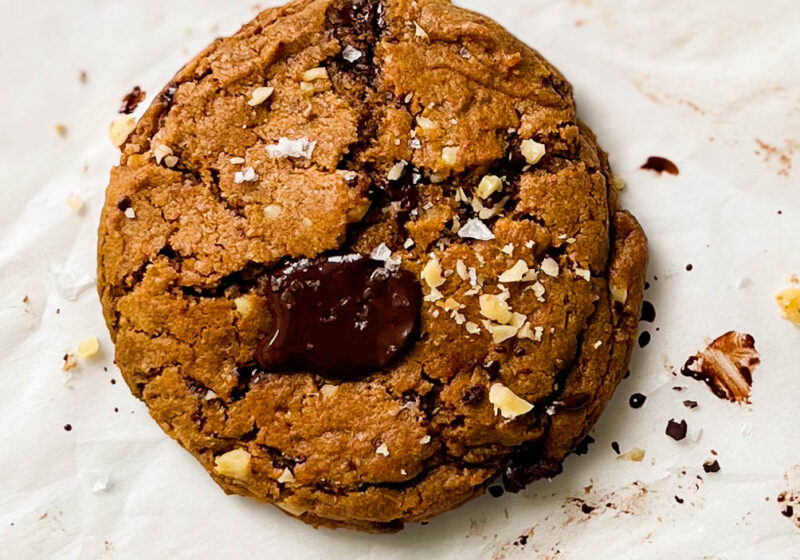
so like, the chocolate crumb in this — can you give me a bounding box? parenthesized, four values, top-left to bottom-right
(686, 264, 693, 271)
(462, 386, 485, 406)
(665, 419, 688, 441)
(22, 295, 29, 303)
(703, 459, 721, 473)
(640, 156, 679, 175)
(672, 386, 685, 391)
(629, 393, 647, 409)
(640, 300, 656, 322)
(638, 331, 651, 348)
(611, 441, 620, 454)
(488, 486, 505, 498)
(580, 503, 595, 514)
(79, 70, 88, 83)
(683, 400, 698, 409)
(516, 535, 528, 546)
(110, 379, 116, 384)
(63, 424, 72, 431)
(114, 407, 119, 413)
(119, 86, 146, 114)
(674, 495, 684, 504)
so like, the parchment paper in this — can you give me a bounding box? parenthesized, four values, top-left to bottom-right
(2, 0, 800, 558)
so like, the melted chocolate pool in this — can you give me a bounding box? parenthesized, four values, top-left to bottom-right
(257, 254, 421, 378)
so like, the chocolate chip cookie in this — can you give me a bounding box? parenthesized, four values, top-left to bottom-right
(98, 0, 647, 532)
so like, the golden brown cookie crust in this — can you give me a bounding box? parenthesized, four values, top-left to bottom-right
(98, 0, 647, 532)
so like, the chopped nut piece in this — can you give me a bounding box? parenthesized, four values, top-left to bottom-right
(247, 86, 274, 106)
(420, 435, 431, 444)
(346, 200, 371, 223)
(421, 259, 446, 288)
(540, 257, 560, 277)
(489, 383, 533, 419)
(574, 268, 591, 281)
(163, 155, 179, 168)
(520, 139, 546, 165)
(499, 260, 529, 283)
(524, 240, 535, 249)
(319, 384, 338, 397)
(485, 322, 519, 343)
(618, 448, 646, 462)
(387, 160, 407, 181)
(234, 295, 254, 316)
(153, 144, 173, 164)
(455, 259, 468, 280)
(234, 166, 258, 184)
(375, 443, 390, 456)
(509, 312, 527, 328)
(403, 238, 415, 249)
(213, 449, 251, 480)
(277, 502, 306, 516)
(441, 146, 460, 167)
(465, 321, 481, 334)
(416, 115, 436, 130)
(342, 45, 363, 62)
(230, 157, 245, 165)
(610, 174, 626, 191)
(476, 174, 503, 199)
(479, 294, 513, 324)
(517, 323, 536, 340)
(414, 21, 429, 39)
(458, 218, 495, 241)
(610, 283, 628, 304)
(500, 243, 514, 255)
(66, 194, 85, 214)
(263, 204, 283, 219)
(776, 279, 800, 326)
(77, 337, 100, 359)
(424, 288, 443, 303)
(530, 281, 546, 299)
(109, 116, 136, 147)
(302, 67, 328, 82)
(277, 468, 295, 484)
(124, 207, 136, 219)
(266, 137, 316, 159)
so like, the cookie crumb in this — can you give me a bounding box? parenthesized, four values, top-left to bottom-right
(119, 86, 145, 114)
(62, 353, 77, 371)
(618, 448, 645, 462)
(54, 123, 68, 137)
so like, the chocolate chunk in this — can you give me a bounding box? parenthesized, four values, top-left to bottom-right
(119, 86, 146, 114)
(683, 400, 698, 409)
(681, 331, 760, 404)
(674, 495, 684, 504)
(665, 419, 688, 441)
(640, 300, 656, 322)
(782, 505, 795, 518)
(580, 503, 595, 514)
(638, 331, 651, 348)
(482, 360, 501, 377)
(63, 424, 72, 431)
(257, 254, 421, 378)
(702, 459, 721, 473)
(611, 441, 620, 454)
(685, 263, 693, 271)
(488, 485, 504, 498)
(640, 156, 679, 175)
(629, 393, 647, 408)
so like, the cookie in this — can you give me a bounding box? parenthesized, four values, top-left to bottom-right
(98, 0, 647, 532)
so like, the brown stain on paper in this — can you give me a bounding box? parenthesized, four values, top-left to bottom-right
(755, 138, 797, 177)
(681, 331, 760, 404)
(778, 464, 800, 530)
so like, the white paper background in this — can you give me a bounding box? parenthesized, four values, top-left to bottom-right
(2, 0, 800, 558)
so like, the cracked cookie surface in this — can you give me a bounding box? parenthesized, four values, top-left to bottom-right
(98, 0, 647, 532)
